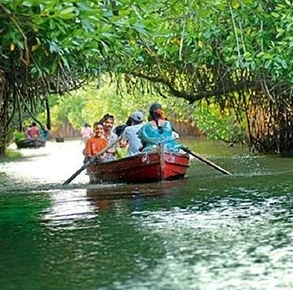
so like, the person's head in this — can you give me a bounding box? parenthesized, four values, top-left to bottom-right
(130, 111, 144, 125)
(102, 114, 115, 132)
(125, 116, 132, 126)
(92, 121, 105, 137)
(118, 139, 128, 148)
(84, 122, 90, 127)
(99, 113, 113, 123)
(114, 125, 127, 137)
(149, 103, 165, 121)
(32, 122, 37, 127)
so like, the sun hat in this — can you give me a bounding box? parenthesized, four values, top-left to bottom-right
(130, 111, 144, 122)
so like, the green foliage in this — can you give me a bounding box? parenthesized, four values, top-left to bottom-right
(0, 0, 152, 78)
(193, 101, 246, 144)
(0, 149, 22, 160)
(2, 0, 293, 154)
(45, 80, 246, 144)
(46, 80, 194, 131)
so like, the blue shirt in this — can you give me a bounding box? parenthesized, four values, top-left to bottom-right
(137, 120, 182, 152)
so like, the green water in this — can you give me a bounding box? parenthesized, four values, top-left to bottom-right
(0, 139, 292, 290)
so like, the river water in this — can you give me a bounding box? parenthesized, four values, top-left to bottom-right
(0, 139, 292, 290)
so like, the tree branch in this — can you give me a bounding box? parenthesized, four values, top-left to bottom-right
(129, 71, 258, 103)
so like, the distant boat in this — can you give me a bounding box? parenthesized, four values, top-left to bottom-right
(15, 137, 46, 149)
(86, 146, 190, 184)
(55, 137, 64, 143)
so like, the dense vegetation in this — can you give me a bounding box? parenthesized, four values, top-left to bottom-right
(1, 0, 293, 155)
(44, 82, 241, 144)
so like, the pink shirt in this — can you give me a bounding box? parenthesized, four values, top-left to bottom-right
(27, 126, 39, 138)
(81, 127, 93, 139)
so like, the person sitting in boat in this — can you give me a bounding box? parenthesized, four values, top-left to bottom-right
(81, 122, 93, 144)
(137, 103, 182, 152)
(25, 122, 40, 139)
(100, 113, 118, 158)
(122, 111, 145, 156)
(83, 122, 108, 163)
(113, 118, 132, 158)
(40, 125, 50, 140)
(100, 113, 117, 144)
(116, 139, 128, 158)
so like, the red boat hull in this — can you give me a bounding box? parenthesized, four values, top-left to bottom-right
(87, 150, 189, 184)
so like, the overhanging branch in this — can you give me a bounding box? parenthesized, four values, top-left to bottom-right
(129, 71, 258, 103)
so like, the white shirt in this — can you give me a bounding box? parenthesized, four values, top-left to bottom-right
(107, 131, 117, 145)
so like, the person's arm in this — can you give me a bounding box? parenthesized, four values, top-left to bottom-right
(108, 148, 116, 154)
(136, 126, 147, 150)
(107, 133, 118, 154)
(25, 129, 30, 138)
(97, 139, 109, 161)
(84, 139, 92, 156)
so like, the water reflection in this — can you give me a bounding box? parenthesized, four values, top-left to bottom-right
(85, 181, 185, 212)
(39, 179, 188, 229)
(41, 189, 96, 226)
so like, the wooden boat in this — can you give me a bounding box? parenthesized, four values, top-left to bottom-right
(15, 136, 46, 149)
(86, 146, 190, 184)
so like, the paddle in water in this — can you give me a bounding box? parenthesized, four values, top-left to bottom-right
(62, 135, 123, 185)
(181, 146, 231, 175)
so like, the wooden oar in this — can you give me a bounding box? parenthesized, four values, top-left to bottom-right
(181, 146, 231, 175)
(62, 135, 123, 185)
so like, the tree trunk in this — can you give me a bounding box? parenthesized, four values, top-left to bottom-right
(0, 69, 9, 156)
(0, 105, 9, 156)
